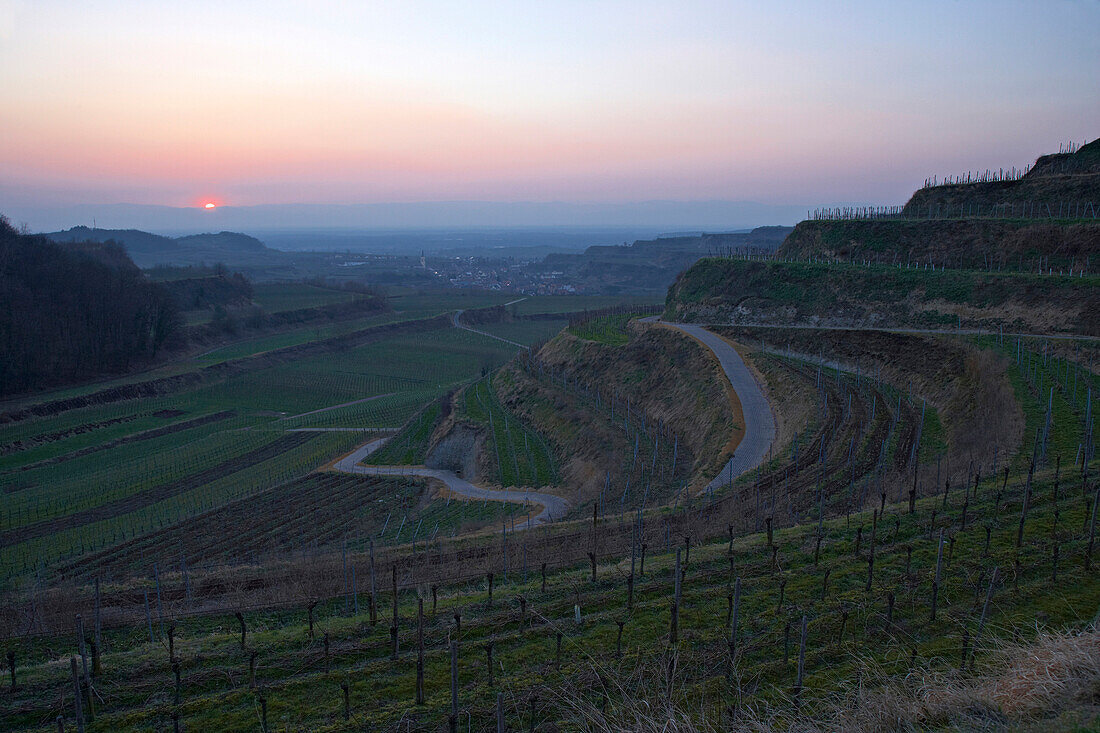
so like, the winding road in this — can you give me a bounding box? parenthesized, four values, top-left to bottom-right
(328, 314, 777, 531)
(658, 322, 777, 491)
(331, 438, 569, 530)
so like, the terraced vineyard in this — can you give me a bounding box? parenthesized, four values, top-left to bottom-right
(458, 376, 559, 488)
(2, 437, 1095, 731)
(2, 273, 1098, 731)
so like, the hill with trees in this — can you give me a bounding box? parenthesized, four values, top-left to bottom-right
(0, 217, 180, 396)
(45, 226, 285, 269)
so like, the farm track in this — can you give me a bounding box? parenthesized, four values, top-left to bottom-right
(3, 410, 236, 474)
(659, 322, 777, 485)
(0, 432, 319, 547)
(332, 439, 569, 528)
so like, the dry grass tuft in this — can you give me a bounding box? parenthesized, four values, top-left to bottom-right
(555, 627, 1100, 732)
(984, 626, 1100, 716)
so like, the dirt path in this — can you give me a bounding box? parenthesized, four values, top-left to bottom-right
(282, 393, 395, 420)
(452, 310, 529, 349)
(330, 438, 568, 529)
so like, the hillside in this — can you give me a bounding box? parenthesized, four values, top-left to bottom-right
(157, 273, 254, 312)
(665, 258, 1100, 336)
(533, 227, 792, 294)
(0, 218, 180, 396)
(2, 393, 1095, 730)
(779, 218, 1100, 272)
(903, 137, 1100, 215)
(778, 139, 1100, 270)
(45, 226, 285, 269)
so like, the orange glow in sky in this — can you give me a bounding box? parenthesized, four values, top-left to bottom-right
(0, 2, 1095, 213)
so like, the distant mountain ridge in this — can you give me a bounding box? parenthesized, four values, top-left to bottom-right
(45, 226, 281, 268)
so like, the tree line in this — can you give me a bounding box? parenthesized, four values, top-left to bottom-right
(0, 216, 181, 397)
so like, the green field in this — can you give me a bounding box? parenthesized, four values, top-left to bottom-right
(511, 294, 662, 315)
(250, 282, 357, 312)
(471, 319, 567, 346)
(0, 324, 523, 581)
(567, 312, 639, 345)
(195, 313, 405, 363)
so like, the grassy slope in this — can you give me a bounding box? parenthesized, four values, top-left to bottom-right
(3, 456, 1095, 731)
(667, 258, 1100, 336)
(455, 375, 558, 488)
(3, 310, 1098, 730)
(492, 321, 736, 512)
(778, 218, 1100, 272)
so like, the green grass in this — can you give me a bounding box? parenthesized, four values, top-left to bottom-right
(363, 402, 443, 465)
(4, 454, 1096, 731)
(195, 313, 404, 363)
(458, 375, 558, 487)
(977, 335, 1099, 472)
(470, 319, 567, 346)
(0, 326, 522, 581)
(567, 312, 639, 345)
(251, 283, 357, 313)
(511, 295, 662, 316)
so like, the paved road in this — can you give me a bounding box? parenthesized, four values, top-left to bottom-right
(657, 321, 777, 491)
(331, 438, 569, 530)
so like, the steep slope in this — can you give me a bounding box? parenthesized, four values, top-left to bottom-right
(778, 139, 1100, 271)
(666, 258, 1100, 336)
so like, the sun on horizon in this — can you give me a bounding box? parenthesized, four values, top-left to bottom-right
(203, 202, 216, 209)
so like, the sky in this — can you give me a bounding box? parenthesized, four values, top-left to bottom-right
(1, 0, 1097, 229)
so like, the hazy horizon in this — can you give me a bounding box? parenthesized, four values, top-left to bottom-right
(3, 198, 814, 235)
(2, 0, 1096, 227)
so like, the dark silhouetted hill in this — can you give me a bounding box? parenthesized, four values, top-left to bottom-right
(0, 217, 180, 396)
(45, 226, 284, 269)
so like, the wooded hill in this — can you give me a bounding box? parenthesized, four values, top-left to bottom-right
(45, 226, 284, 270)
(0, 217, 181, 396)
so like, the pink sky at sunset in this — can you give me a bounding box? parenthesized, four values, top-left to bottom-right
(1, 0, 1096, 226)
